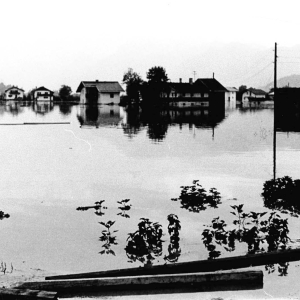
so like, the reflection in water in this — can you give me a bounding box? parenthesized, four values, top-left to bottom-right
(117, 199, 132, 218)
(77, 105, 123, 128)
(202, 204, 290, 275)
(76, 200, 107, 217)
(122, 105, 226, 141)
(4, 101, 24, 116)
(33, 101, 54, 115)
(171, 180, 222, 213)
(58, 103, 73, 116)
(262, 176, 300, 217)
(125, 218, 163, 266)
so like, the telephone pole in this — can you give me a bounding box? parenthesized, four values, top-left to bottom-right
(273, 42, 277, 180)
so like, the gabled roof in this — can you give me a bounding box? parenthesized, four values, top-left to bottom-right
(76, 81, 124, 93)
(4, 86, 24, 92)
(195, 78, 228, 92)
(170, 82, 208, 93)
(34, 86, 54, 93)
(226, 87, 238, 92)
(244, 88, 267, 95)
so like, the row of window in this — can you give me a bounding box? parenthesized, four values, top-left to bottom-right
(170, 93, 209, 98)
(171, 102, 209, 107)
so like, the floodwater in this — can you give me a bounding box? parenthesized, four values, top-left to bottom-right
(0, 100, 299, 298)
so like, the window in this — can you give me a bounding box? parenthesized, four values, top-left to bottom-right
(110, 93, 114, 98)
(191, 103, 194, 106)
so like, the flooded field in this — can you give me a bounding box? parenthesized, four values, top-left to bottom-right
(0, 100, 299, 298)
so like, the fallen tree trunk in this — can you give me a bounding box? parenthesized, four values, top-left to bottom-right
(0, 288, 57, 300)
(16, 270, 263, 295)
(46, 248, 300, 280)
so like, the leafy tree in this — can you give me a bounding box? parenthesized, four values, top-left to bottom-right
(146, 66, 169, 84)
(238, 85, 247, 93)
(59, 85, 72, 101)
(122, 68, 143, 104)
(143, 66, 170, 104)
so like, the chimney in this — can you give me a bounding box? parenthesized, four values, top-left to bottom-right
(179, 78, 182, 83)
(189, 78, 193, 84)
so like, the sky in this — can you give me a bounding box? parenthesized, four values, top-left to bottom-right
(1, 0, 300, 92)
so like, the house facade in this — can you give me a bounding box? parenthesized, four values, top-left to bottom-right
(225, 87, 238, 109)
(161, 78, 227, 109)
(76, 81, 124, 105)
(242, 88, 267, 103)
(33, 86, 54, 101)
(4, 86, 25, 100)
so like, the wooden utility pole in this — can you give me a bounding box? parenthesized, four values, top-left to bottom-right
(273, 42, 277, 180)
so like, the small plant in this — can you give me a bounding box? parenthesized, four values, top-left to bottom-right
(171, 180, 222, 213)
(262, 176, 300, 217)
(125, 218, 163, 266)
(164, 214, 181, 263)
(99, 221, 118, 255)
(202, 205, 290, 262)
(117, 199, 132, 218)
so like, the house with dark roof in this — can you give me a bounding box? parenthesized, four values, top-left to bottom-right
(33, 86, 54, 101)
(161, 78, 227, 109)
(242, 88, 267, 103)
(4, 86, 25, 100)
(76, 81, 124, 105)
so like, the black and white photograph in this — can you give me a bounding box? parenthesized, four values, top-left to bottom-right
(0, 0, 300, 299)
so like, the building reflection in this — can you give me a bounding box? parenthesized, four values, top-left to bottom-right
(76, 104, 124, 128)
(122, 105, 226, 141)
(32, 101, 54, 115)
(4, 100, 24, 116)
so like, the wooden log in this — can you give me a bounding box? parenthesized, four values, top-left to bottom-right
(16, 270, 263, 295)
(23, 122, 70, 125)
(46, 248, 300, 280)
(0, 288, 57, 300)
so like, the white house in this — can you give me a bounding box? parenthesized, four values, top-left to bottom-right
(76, 81, 124, 105)
(242, 88, 266, 104)
(33, 86, 54, 101)
(225, 87, 238, 109)
(4, 86, 25, 100)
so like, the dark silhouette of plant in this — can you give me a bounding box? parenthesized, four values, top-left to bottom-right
(0, 211, 9, 220)
(99, 221, 118, 255)
(171, 180, 222, 213)
(202, 205, 290, 265)
(117, 199, 132, 218)
(125, 218, 163, 266)
(76, 200, 107, 217)
(164, 214, 181, 263)
(262, 176, 300, 217)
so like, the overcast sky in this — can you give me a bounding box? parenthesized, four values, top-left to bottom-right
(1, 0, 300, 92)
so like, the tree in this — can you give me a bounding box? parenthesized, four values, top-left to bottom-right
(122, 68, 143, 104)
(146, 66, 169, 84)
(143, 66, 170, 104)
(59, 85, 72, 101)
(238, 85, 247, 93)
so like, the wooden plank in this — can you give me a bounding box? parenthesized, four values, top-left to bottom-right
(16, 270, 263, 294)
(0, 122, 70, 126)
(46, 248, 300, 280)
(0, 288, 57, 300)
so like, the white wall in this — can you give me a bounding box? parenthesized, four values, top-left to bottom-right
(99, 92, 120, 105)
(34, 90, 53, 101)
(5, 88, 24, 100)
